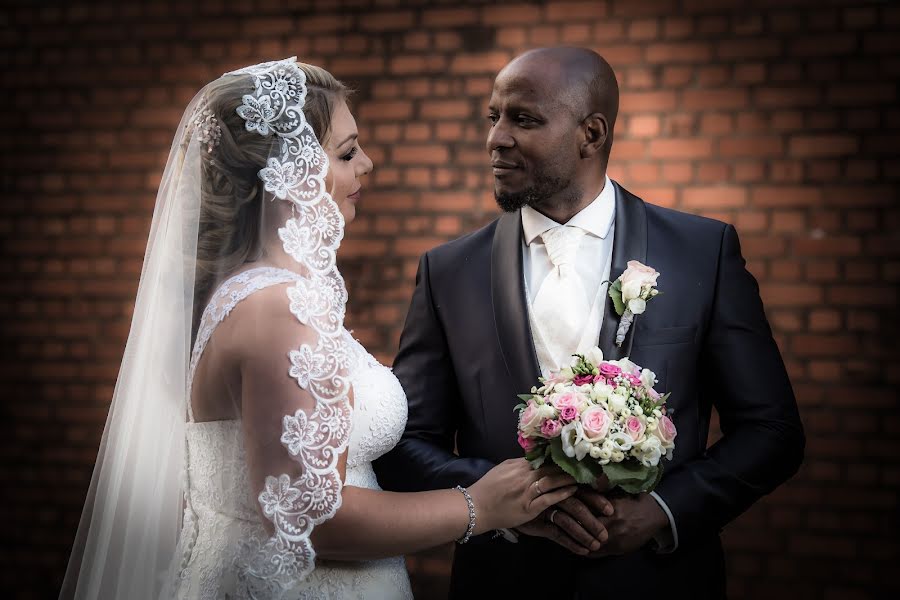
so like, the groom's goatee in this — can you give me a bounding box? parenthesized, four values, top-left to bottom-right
(494, 174, 561, 213)
(494, 175, 578, 214)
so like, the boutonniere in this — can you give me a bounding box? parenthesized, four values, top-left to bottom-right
(608, 260, 661, 347)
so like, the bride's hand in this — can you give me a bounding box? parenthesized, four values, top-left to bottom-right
(467, 458, 577, 533)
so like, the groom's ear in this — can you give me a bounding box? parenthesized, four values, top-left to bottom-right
(579, 112, 608, 159)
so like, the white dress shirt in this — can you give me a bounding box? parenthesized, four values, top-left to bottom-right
(518, 176, 679, 553)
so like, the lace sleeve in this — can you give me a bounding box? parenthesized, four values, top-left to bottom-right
(231, 280, 354, 597)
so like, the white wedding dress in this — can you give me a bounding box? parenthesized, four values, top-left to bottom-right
(170, 267, 414, 599)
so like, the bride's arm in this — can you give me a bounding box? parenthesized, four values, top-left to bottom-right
(233, 285, 576, 562)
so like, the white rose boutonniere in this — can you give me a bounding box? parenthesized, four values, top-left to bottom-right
(608, 260, 661, 346)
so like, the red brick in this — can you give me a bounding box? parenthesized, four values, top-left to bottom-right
(420, 100, 471, 120)
(751, 186, 823, 207)
(620, 91, 678, 111)
(719, 136, 784, 157)
(421, 8, 478, 27)
(482, 4, 542, 25)
(759, 284, 824, 306)
(545, 1, 607, 21)
(648, 138, 713, 159)
(450, 51, 510, 74)
(360, 11, 415, 31)
(789, 135, 859, 157)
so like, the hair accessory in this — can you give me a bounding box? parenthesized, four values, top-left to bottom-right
(192, 107, 222, 154)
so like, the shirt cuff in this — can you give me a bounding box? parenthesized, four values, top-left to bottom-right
(495, 528, 519, 543)
(648, 490, 679, 553)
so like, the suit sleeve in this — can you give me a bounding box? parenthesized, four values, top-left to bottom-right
(373, 252, 495, 492)
(653, 224, 805, 547)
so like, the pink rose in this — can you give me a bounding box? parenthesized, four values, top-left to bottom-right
(541, 419, 562, 438)
(655, 415, 677, 445)
(545, 371, 567, 385)
(648, 387, 661, 402)
(592, 374, 608, 385)
(559, 405, 578, 422)
(619, 260, 660, 301)
(519, 401, 541, 433)
(625, 416, 646, 442)
(599, 363, 622, 378)
(626, 373, 642, 387)
(580, 406, 611, 441)
(551, 391, 585, 411)
(573, 374, 594, 386)
(518, 432, 537, 452)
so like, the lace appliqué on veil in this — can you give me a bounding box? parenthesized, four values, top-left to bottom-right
(225, 58, 357, 598)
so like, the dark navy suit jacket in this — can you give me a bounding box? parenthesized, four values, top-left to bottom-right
(374, 182, 804, 598)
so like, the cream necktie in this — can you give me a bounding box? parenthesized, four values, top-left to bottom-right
(532, 225, 589, 367)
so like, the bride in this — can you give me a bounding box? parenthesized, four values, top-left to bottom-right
(59, 58, 577, 600)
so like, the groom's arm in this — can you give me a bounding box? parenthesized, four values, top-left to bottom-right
(373, 252, 495, 492)
(653, 224, 805, 547)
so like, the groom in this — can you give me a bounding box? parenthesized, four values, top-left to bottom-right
(375, 47, 804, 598)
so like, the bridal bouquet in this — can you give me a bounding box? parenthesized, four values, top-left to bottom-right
(515, 348, 676, 494)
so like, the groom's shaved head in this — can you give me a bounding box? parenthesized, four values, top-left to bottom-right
(501, 47, 619, 143)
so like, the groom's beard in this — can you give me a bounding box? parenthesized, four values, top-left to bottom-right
(494, 170, 581, 214)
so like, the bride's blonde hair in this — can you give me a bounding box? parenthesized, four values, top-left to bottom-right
(192, 63, 349, 333)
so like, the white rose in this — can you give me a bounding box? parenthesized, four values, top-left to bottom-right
(627, 297, 647, 314)
(586, 346, 604, 367)
(640, 368, 657, 390)
(614, 358, 640, 375)
(591, 383, 613, 402)
(608, 393, 627, 414)
(621, 278, 642, 302)
(536, 403, 557, 421)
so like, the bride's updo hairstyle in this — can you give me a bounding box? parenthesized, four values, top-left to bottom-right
(192, 63, 350, 333)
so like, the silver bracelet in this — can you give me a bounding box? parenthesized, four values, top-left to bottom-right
(454, 485, 476, 544)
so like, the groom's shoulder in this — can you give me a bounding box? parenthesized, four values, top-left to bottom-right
(422, 217, 499, 266)
(645, 201, 728, 236)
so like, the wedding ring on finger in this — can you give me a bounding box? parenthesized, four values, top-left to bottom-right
(532, 479, 544, 498)
(549, 509, 559, 525)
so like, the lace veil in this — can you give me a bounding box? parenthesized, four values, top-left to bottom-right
(60, 58, 353, 599)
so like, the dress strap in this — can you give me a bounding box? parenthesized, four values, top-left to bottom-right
(187, 266, 302, 422)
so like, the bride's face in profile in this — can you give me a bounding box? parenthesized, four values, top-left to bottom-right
(324, 100, 373, 223)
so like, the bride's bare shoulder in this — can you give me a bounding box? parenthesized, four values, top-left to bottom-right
(220, 281, 316, 358)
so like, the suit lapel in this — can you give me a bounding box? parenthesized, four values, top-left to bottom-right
(598, 182, 648, 361)
(491, 211, 542, 396)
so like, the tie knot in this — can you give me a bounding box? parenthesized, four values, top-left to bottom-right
(541, 226, 585, 268)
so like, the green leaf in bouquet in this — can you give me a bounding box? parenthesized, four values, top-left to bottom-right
(548, 437, 605, 485)
(517, 393, 537, 402)
(524, 446, 544, 462)
(602, 461, 663, 494)
(528, 455, 546, 469)
(570, 354, 595, 377)
(608, 279, 626, 316)
(513, 403, 526, 413)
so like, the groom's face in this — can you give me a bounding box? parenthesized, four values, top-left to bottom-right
(486, 61, 581, 213)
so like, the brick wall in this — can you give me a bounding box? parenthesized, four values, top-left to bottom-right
(2, 1, 898, 598)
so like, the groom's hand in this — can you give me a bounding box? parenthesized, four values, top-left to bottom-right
(587, 493, 669, 558)
(515, 488, 614, 555)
